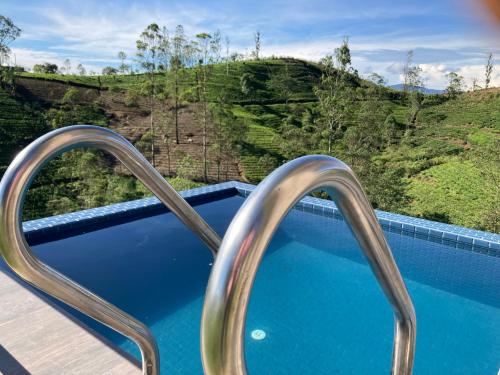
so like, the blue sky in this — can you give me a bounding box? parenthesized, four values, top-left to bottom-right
(2, 0, 499, 88)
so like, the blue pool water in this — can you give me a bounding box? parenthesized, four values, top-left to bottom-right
(11, 195, 500, 374)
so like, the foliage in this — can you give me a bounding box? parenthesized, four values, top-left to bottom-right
(2, 46, 499, 232)
(102, 66, 118, 75)
(485, 52, 494, 89)
(33, 62, 59, 74)
(445, 72, 464, 98)
(314, 41, 356, 153)
(0, 15, 21, 66)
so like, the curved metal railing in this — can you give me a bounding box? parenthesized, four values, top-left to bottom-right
(201, 155, 416, 375)
(0, 125, 222, 375)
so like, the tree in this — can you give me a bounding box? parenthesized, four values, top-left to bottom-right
(368, 72, 386, 86)
(136, 23, 166, 167)
(118, 51, 128, 74)
(335, 37, 351, 71)
(279, 112, 316, 160)
(402, 51, 423, 92)
(485, 52, 494, 89)
(101, 66, 118, 75)
(211, 101, 247, 181)
(62, 58, 71, 75)
(0, 15, 21, 66)
(225, 36, 230, 76)
(267, 63, 297, 105)
(313, 38, 354, 153)
(471, 77, 480, 91)
(402, 51, 424, 132)
(194, 31, 218, 181)
(445, 71, 464, 97)
(33, 62, 58, 74)
(382, 114, 398, 147)
(240, 72, 256, 97)
(168, 25, 190, 144)
(253, 31, 261, 60)
(76, 63, 86, 76)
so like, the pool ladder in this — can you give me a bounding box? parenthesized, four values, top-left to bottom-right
(0, 125, 416, 374)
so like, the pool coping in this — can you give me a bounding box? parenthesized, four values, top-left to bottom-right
(23, 181, 500, 255)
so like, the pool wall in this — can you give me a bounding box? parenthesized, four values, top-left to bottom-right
(23, 181, 500, 255)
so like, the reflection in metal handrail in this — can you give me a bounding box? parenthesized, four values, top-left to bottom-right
(201, 155, 416, 375)
(0, 125, 222, 375)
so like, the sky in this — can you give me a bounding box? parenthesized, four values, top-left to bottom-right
(2, 0, 500, 89)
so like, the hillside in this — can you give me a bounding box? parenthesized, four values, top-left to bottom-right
(2, 58, 499, 231)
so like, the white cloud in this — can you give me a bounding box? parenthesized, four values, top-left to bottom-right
(6, 1, 500, 89)
(12, 47, 102, 74)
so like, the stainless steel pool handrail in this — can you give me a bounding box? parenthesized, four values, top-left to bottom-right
(0, 125, 222, 375)
(201, 155, 416, 375)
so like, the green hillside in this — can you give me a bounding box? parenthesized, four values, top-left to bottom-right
(2, 58, 499, 232)
(18, 58, 321, 103)
(0, 89, 47, 175)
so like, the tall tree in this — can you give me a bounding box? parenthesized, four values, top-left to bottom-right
(267, 62, 297, 105)
(117, 51, 128, 74)
(0, 15, 21, 66)
(368, 72, 386, 86)
(445, 71, 464, 98)
(63, 58, 71, 75)
(313, 37, 354, 153)
(193, 31, 221, 181)
(195, 32, 212, 181)
(471, 77, 480, 91)
(136, 23, 165, 167)
(76, 63, 86, 76)
(402, 50, 424, 133)
(225, 36, 230, 76)
(168, 25, 191, 144)
(485, 52, 494, 89)
(253, 31, 261, 60)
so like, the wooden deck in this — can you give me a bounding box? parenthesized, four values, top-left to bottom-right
(0, 270, 141, 375)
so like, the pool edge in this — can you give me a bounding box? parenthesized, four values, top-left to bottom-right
(23, 180, 500, 255)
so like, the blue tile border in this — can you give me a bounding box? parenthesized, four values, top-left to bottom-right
(23, 181, 500, 255)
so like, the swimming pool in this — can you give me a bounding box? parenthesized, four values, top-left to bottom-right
(6, 182, 500, 374)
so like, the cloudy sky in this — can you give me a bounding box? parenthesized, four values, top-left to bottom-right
(2, 0, 500, 88)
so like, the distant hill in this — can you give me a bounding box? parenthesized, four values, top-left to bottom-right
(390, 84, 444, 94)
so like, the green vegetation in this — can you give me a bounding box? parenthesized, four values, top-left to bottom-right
(0, 89, 47, 176)
(1, 18, 498, 232)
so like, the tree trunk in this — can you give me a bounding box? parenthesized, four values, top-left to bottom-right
(150, 94, 155, 167)
(174, 73, 180, 144)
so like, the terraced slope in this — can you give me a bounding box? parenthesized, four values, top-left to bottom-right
(0, 89, 47, 174)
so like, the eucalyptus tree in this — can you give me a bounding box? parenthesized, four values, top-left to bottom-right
(445, 71, 464, 98)
(267, 62, 297, 105)
(76, 63, 86, 76)
(136, 23, 167, 167)
(63, 59, 71, 75)
(168, 25, 190, 144)
(253, 31, 261, 60)
(402, 50, 424, 132)
(225, 36, 230, 76)
(368, 72, 386, 86)
(194, 31, 221, 181)
(118, 51, 128, 74)
(485, 52, 493, 89)
(0, 15, 21, 66)
(313, 37, 354, 153)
